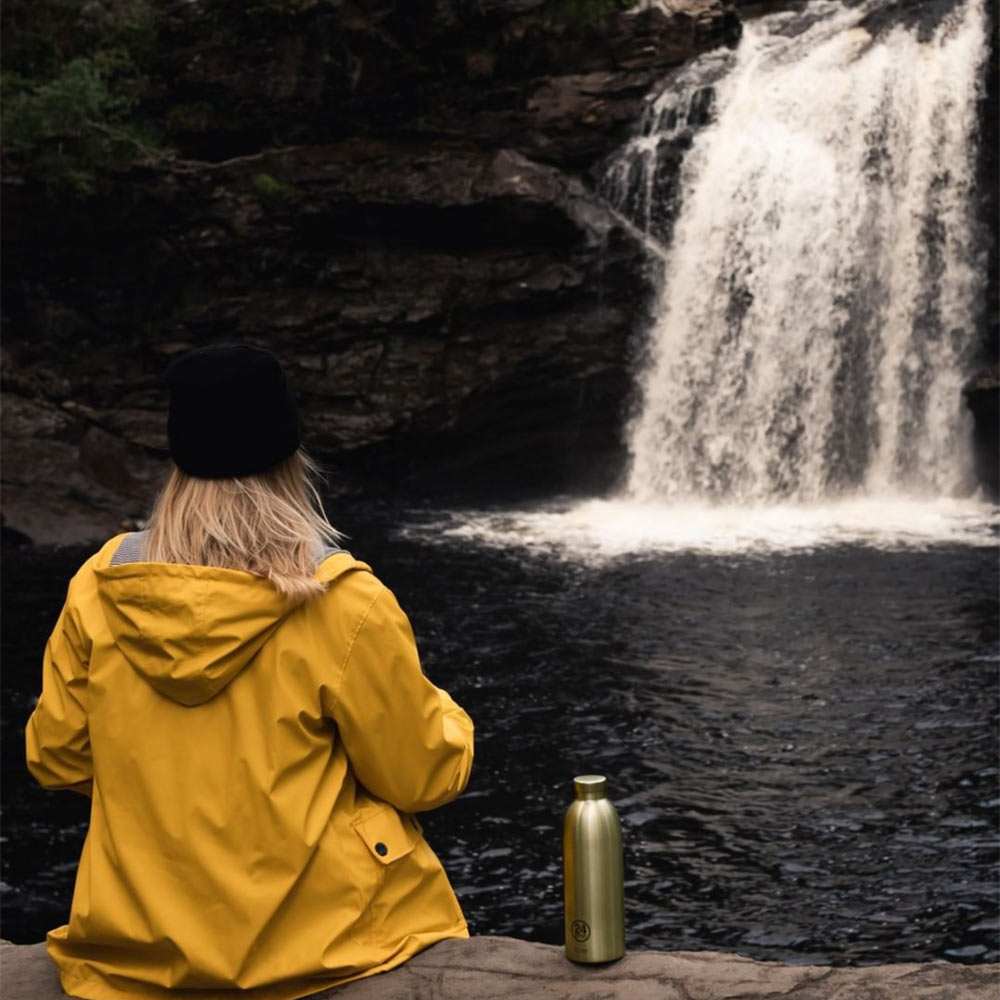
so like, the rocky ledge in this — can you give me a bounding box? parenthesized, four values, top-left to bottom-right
(2, 935, 997, 1000)
(1, 0, 742, 546)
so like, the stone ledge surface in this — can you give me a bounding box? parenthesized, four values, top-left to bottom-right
(2, 935, 997, 999)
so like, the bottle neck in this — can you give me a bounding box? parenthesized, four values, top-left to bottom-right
(573, 775, 607, 800)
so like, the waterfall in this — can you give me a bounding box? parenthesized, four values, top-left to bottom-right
(603, 0, 989, 504)
(411, 0, 996, 556)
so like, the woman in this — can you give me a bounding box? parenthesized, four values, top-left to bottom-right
(25, 344, 474, 1000)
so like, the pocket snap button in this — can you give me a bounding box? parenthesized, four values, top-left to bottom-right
(375, 842, 388, 857)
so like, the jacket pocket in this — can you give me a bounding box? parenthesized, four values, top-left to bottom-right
(352, 806, 422, 865)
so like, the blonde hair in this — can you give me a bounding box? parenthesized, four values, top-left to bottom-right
(144, 450, 342, 605)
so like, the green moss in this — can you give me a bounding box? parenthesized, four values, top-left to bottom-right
(251, 172, 301, 204)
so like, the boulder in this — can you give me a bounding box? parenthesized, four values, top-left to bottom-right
(1, 935, 996, 1000)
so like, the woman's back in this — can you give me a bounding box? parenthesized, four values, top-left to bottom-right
(25, 346, 473, 1000)
(27, 534, 471, 999)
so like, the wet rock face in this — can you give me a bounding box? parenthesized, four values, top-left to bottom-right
(964, 363, 999, 500)
(157, 0, 741, 169)
(2, 0, 741, 544)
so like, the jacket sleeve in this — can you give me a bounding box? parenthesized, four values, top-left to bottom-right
(25, 578, 94, 795)
(331, 585, 474, 813)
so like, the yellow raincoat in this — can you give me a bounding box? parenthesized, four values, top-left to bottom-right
(25, 534, 474, 1000)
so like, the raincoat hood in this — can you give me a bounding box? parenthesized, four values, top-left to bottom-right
(94, 554, 359, 707)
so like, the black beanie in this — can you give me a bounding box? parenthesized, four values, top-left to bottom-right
(166, 344, 302, 479)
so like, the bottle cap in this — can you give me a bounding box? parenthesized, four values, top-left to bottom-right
(573, 774, 607, 800)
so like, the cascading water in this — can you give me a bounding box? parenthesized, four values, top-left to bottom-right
(411, 0, 996, 555)
(604, 0, 989, 504)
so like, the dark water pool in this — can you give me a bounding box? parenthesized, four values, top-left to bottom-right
(2, 502, 998, 965)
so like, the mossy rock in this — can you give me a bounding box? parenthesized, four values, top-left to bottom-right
(251, 172, 302, 204)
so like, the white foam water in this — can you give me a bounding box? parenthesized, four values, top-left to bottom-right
(401, 497, 998, 561)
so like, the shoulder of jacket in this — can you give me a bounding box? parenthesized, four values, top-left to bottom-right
(71, 533, 132, 583)
(57, 534, 131, 623)
(311, 553, 384, 611)
(315, 550, 376, 585)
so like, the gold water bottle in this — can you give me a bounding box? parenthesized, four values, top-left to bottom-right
(563, 774, 625, 963)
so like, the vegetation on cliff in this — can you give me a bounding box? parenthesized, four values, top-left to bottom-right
(1, 0, 165, 195)
(2, 0, 653, 198)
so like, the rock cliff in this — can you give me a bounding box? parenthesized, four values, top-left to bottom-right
(2, 0, 741, 544)
(2, 0, 995, 544)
